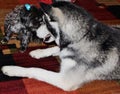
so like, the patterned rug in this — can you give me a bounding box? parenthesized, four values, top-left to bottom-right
(0, 0, 120, 94)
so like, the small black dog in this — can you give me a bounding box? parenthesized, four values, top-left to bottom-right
(1, 4, 44, 52)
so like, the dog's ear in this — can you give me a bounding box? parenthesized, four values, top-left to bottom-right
(39, 2, 52, 14)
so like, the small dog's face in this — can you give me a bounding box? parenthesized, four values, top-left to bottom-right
(4, 5, 24, 34)
(1, 4, 44, 52)
(18, 5, 44, 52)
(1, 5, 25, 44)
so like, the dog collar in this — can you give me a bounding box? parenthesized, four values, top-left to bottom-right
(25, 4, 31, 11)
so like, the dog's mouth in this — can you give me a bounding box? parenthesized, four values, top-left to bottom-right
(43, 34, 51, 42)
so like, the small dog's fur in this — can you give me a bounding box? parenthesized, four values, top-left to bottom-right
(1, 4, 43, 52)
(2, 1, 120, 91)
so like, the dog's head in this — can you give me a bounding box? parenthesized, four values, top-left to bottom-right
(18, 4, 44, 52)
(36, 2, 67, 45)
(37, 1, 78, 45)
(1, 5, 25, 44)
(37, 1, 95, 46)
(1, 4, 44, 52)
(4, 5, 24, 34)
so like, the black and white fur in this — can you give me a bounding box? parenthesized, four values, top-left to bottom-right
(1, 4, 43, 52)
(1, 1, 120, 91)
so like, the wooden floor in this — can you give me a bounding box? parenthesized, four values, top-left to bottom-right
(0, 0, 120, 94)
(0, 0, 19, 26)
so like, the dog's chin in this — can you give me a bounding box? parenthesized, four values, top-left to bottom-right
(43, 34, 55, 43)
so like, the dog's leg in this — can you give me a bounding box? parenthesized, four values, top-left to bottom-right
(1, 30, 12, 44)
(19, 30, 31, 52)
(1, 58, 80, 91)
(1, 66, 75, 91)
(29, 46, 60, 59)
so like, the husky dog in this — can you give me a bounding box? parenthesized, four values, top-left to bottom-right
(2, 1, 120, 91)
(1, 4, 43, 52)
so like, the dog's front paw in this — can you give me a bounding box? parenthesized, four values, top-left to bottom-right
(29, 49, 47, 59)
(1, 66, 27, 77)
